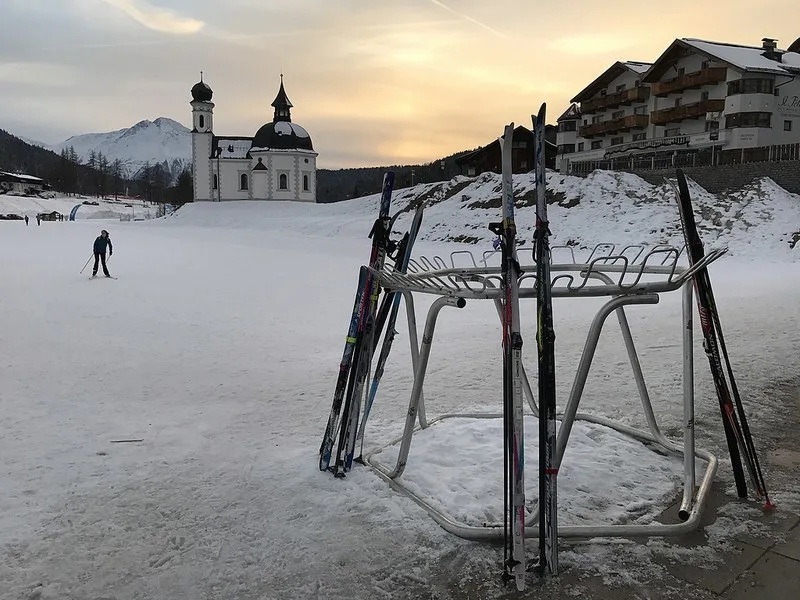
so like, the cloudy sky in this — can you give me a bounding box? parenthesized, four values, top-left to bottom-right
(1, 0, 797, 168)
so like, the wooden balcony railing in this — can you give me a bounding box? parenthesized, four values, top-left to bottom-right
(581, 87, 651, 114)
(652, 67, 727, 96)
(650, 99, 725, 125)
(579, 114, 649, 138)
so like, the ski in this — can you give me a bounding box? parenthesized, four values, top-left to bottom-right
(490, 123, 526, 591)
(319, 173, 397, 473)
(533, 103, 558, 577)
(674, 170, 772, 508)
(332, 171, 395, 476)
(355, 197, 433, 461)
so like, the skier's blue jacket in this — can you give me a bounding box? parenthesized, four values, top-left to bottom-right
(93, 235, 113, 254)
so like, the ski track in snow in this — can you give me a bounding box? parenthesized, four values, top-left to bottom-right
(1, 171, 799, 599)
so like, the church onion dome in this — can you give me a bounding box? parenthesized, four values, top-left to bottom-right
(251, 121, 314, 151)
(191, 80, 213, 102)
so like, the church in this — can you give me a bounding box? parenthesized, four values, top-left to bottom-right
(190, 75, 317, 202)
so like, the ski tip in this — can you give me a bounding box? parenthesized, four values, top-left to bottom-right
(762, 499, 776, 512)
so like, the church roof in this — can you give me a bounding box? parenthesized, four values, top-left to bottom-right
(251, 121, 314, 152)
(191, 77, 213, 102)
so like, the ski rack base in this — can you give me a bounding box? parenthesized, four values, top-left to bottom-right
(364, 242, 722, 542)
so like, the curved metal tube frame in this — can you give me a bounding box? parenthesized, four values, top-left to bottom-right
(364, 245, 718, 541)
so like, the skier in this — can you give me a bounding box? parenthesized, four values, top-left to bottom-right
(92, 229, 113, 278)
(36, 215, 41, 226)
(24, 215, 29, 226)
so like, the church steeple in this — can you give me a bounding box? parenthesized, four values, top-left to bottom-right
(271, 74, 293, 123)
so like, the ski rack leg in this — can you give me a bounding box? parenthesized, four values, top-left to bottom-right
(588, 273, 697, 519)
(372, 295, 466, 480)
(402, 290, 428, 429)
(680, 280, 696, 520)
(555, 294, 661, 466)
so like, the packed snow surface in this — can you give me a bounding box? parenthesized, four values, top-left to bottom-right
(1, 170, 799, 599)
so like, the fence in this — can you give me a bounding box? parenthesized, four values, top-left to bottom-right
(569, 142, 799, 175)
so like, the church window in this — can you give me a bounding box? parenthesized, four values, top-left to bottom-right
(303, 174, 309, 191)
(199, 115, 205, 129)
(213, 174, 218, 189)
(240, 173, 249, 190)
(279, 173, 288, 190)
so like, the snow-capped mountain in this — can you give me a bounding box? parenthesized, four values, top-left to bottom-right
(50, 117, 191, 183)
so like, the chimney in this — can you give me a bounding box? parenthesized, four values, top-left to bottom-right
(762, 37, 783, 61)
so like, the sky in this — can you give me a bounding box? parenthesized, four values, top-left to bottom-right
(1, 0, 798, 169)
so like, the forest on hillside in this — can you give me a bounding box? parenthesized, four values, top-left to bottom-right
(0, 129, 192, 205)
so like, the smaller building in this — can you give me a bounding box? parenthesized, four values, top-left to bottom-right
(38, 211, 64, 222)
(455, 125, 557, 176)
(0, 172, 47, 195)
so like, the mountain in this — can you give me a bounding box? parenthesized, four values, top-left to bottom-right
(51, 117, 191, 183)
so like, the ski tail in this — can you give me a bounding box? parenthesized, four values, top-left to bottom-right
(532, 103, 558, 577)
(674, 170, 771, 505)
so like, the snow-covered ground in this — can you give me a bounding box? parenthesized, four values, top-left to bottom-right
(1, 172, 799, 599)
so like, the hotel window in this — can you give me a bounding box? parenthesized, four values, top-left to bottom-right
(665, 127, 681, 137)
(558, 144, 576, 154)
(634, 79, 641, 87)
(612, 110, 625, 119)
(590, 140, 603, 149)
(727, 78, 774, 95)
(701, 91, 710, 101)
(634, 105, 647, 115)
(559, 121, 577, 132)
(616, 84, 626, 92)
(577, 142, 585, 152)
(678, 67, 686, 77)
(610, 136, 624, 146)
(632, 132, 647, 141)
(725, 112, 771, 128)
(592, 115, 602, 124)
(785, 120, 793, 131)
(702, 60, 710, 69)
(674, 97, 682, 107)
(705, 121, 720, 132)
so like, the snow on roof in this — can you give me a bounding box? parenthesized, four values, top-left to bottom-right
(274, 122, 310, 138)
(214, 137, 252, 160)
(0, 171, 43, 182)
(623, 61, 652, 74)
(682, 38, 800, 75)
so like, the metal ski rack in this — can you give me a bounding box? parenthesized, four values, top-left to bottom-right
(364, 242, 724, 542)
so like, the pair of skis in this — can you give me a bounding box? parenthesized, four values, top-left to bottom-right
(674, 170, 772, 510)
(492, 103, 559, 592)
(319, 172, 395, 476)
(319, 173, 430, 476)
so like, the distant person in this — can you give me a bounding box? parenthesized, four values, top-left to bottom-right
(36, 215, 41, 226)
(92, 229, 113, 278)
(24, 215, 29, 226)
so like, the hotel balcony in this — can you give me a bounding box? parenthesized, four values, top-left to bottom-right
(650, 99, 725, 125)
(581, 87, 651, 114)
(579, 114, 649, 138)
(652, 67, 727, 96)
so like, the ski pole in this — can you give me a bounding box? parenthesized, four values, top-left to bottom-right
(79, 254, 93, 274)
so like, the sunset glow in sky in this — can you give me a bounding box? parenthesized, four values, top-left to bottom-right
(1, 0, 798, 168)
